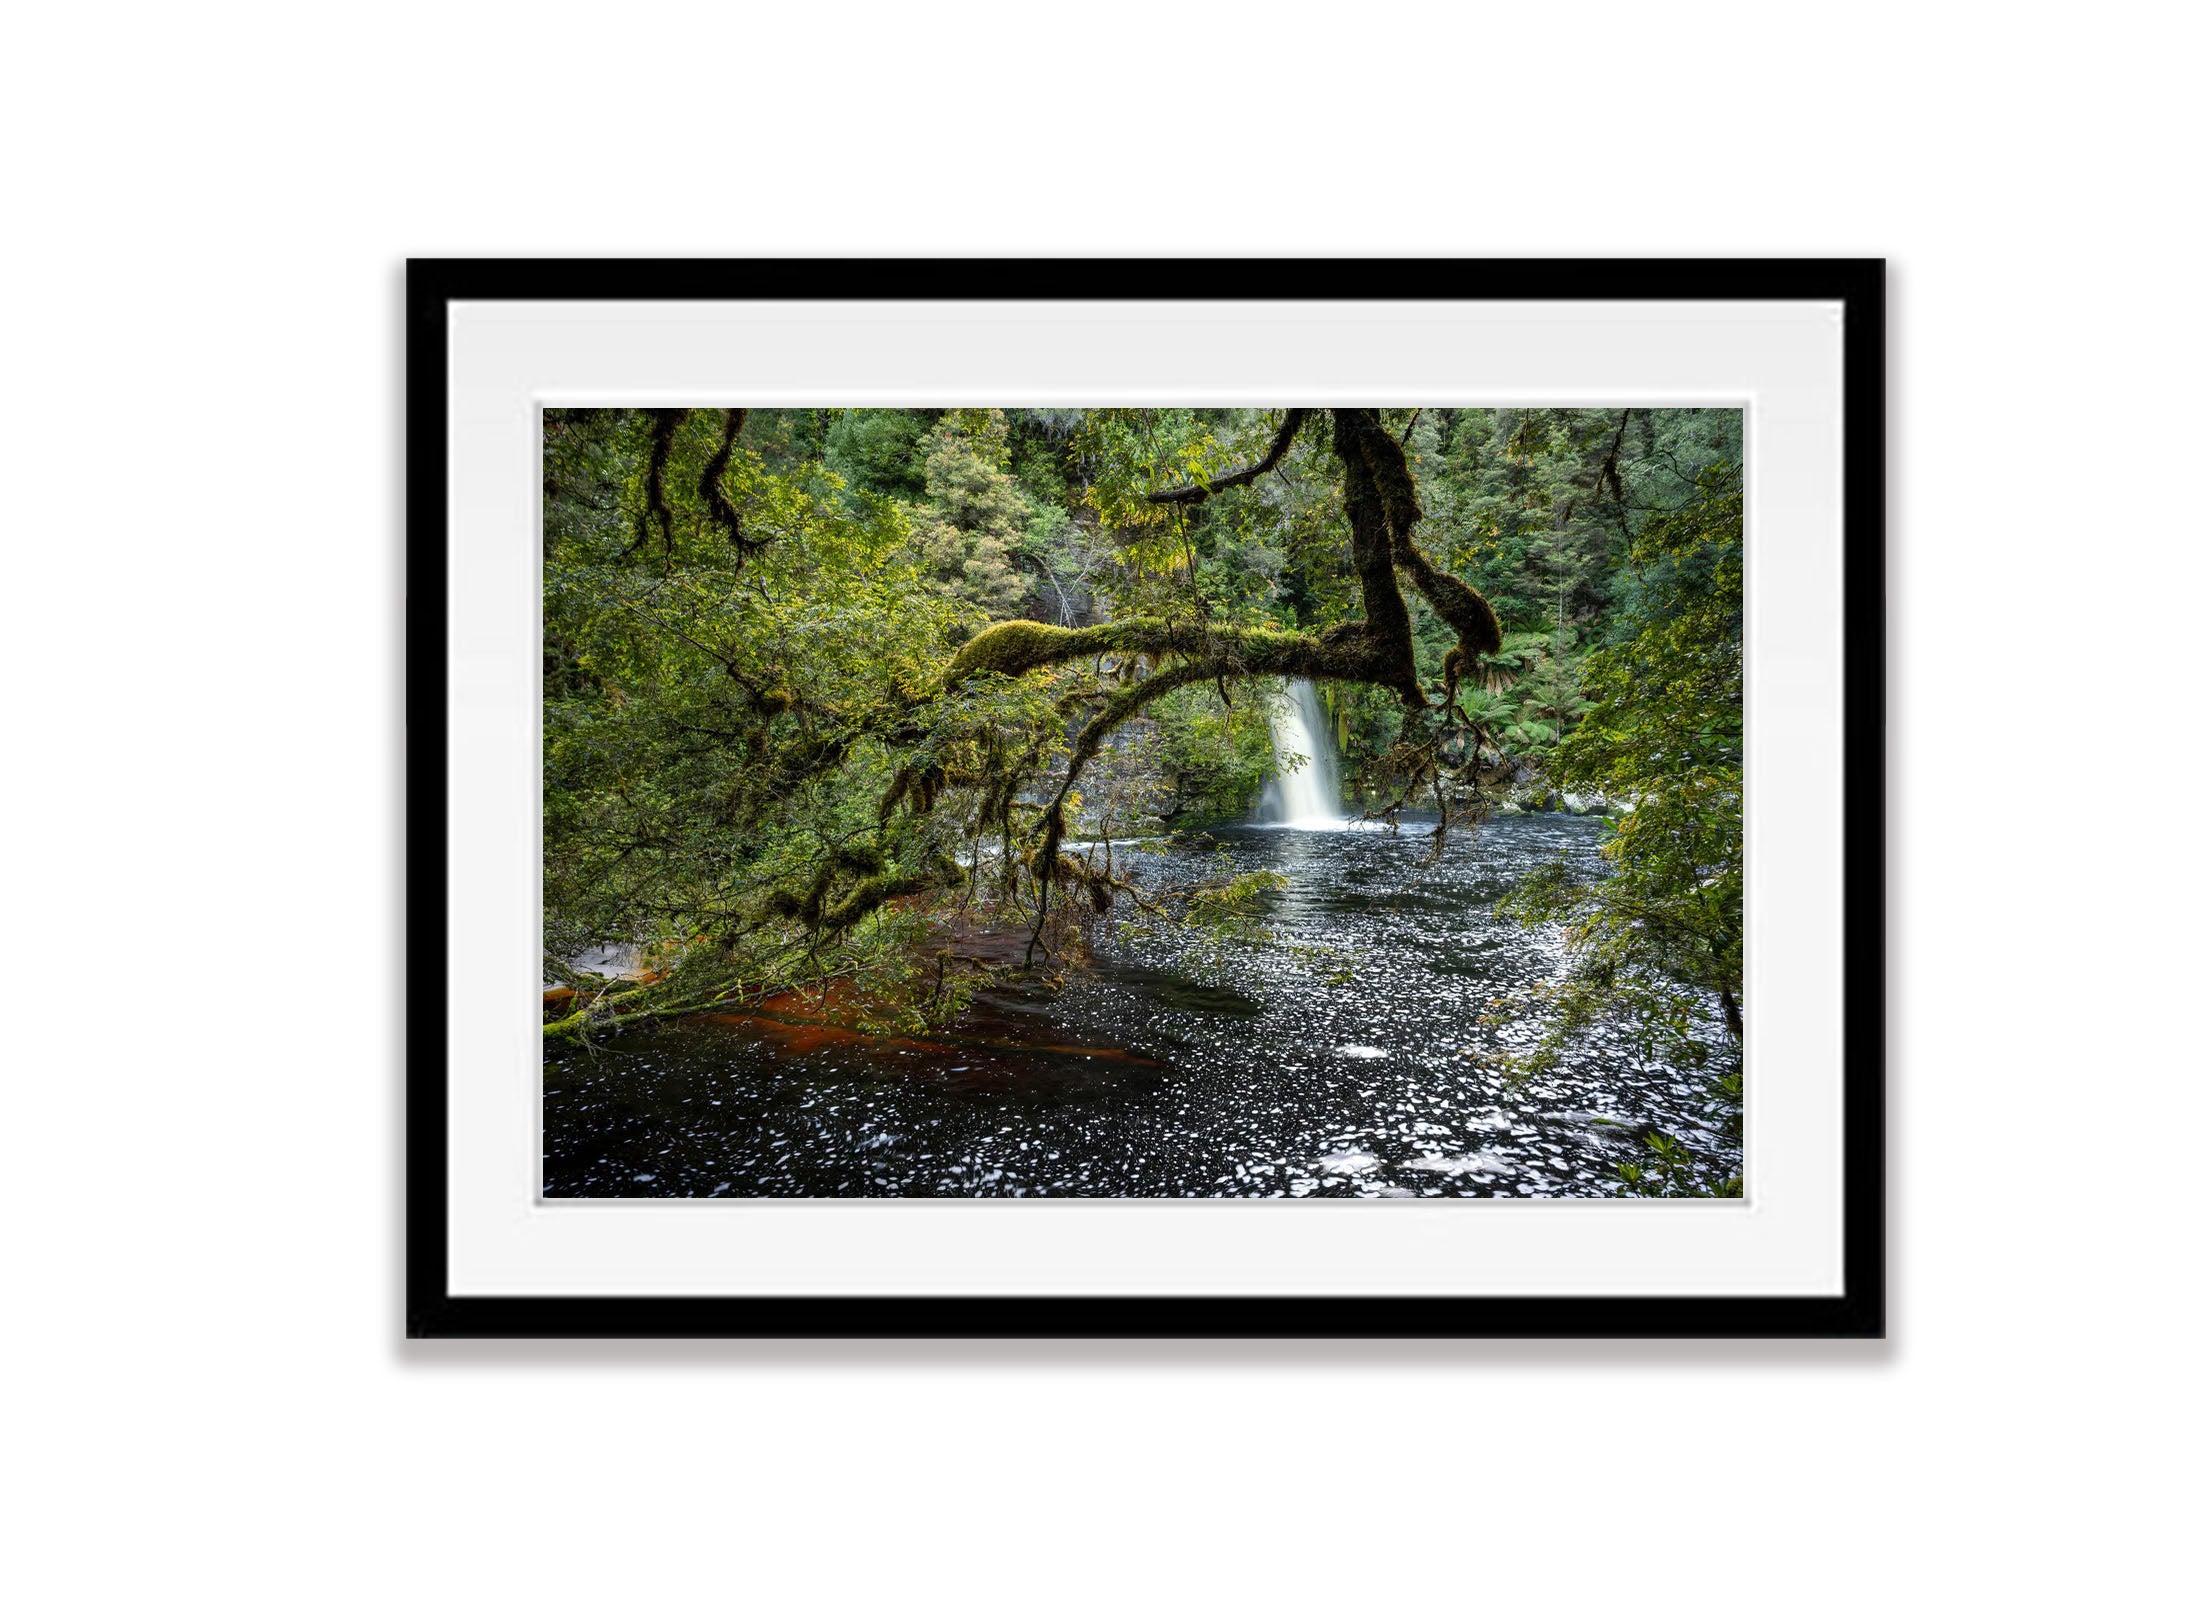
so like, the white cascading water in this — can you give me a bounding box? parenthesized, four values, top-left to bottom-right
(1265, 678, 1345, 825)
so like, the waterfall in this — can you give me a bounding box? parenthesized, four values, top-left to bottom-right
(1263, 678, 1345, 826)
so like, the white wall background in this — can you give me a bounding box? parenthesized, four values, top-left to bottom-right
(4, 4, 2191, 1595)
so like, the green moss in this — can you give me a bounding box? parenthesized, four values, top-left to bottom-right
(948, 620, 1085, 680)
(875, 762, 947, 821)
(818, 861, 963, 932)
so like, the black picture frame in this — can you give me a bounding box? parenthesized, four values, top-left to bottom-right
(406, 258, 1885, 1339)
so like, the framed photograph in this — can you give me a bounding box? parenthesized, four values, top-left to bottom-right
(407, 258, 1883, 1337)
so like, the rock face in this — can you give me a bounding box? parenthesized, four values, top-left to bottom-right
(1491, 768, 1631, 817)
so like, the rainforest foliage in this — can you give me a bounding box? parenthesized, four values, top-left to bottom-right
(1496, 466, 1745, 1092)
(543, 405, 1742, 1066)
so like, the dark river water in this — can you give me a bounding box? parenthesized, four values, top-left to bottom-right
(543, 815, 1741, 1199)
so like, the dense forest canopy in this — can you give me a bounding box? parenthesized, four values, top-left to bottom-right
(543, 405, 1742, 1078)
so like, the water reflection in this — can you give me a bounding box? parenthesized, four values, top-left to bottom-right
(543, 814, 1740, 1198)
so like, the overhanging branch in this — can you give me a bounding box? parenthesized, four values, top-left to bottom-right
(1146, 408, 1308, 505)
(624, 408, 689, 560)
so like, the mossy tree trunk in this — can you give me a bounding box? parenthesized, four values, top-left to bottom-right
(932, 408, 1505, 959)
